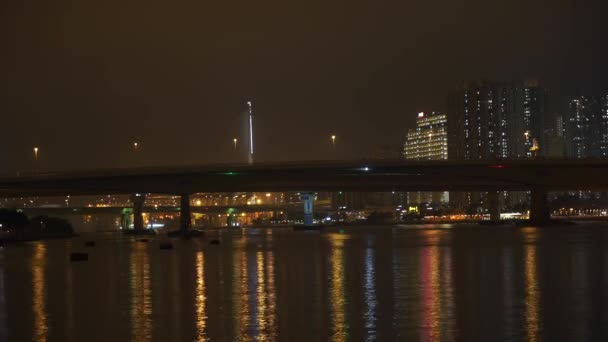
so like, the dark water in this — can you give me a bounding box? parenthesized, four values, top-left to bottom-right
(1, 224, 608, 341)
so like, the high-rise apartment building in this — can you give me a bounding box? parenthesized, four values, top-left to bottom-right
(562, 95, 608, 200)
(448, 79, 547, 160)
(564, 96, 608, 159)
(403, 111, 448, 204)
(447, 79, 547, 211)
(602, 94, 608, 157)
(545, 115, 566, 158)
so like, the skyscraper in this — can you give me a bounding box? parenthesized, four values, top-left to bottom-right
(602, 94, 608, 157)
(447, 79, 547, 211)
(566, 96, 593, 159)
(403, 111, 448, 204)
(565, 95, 608, 159)
(545, 115, 567, 158)
(447, 79, 547, 161)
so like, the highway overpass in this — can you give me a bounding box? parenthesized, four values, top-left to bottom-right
(2, 159, 608, 226)
(2, 159, 608, 195)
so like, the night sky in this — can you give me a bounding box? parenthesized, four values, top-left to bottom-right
(1, 0, 606, 174)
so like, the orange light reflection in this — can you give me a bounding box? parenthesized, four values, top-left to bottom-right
(524, 245, 540, 342)
(130, 242, 152, 342)
(32, 243, 48, 342)
(329, 235, 347, 342)
(195, 252, 207, 341)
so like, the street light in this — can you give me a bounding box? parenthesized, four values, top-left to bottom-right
(331, 135, 336, 149)
(133, 142, 139, 150)
(33, 147, 39, 161)
(233, 138, 238, 151)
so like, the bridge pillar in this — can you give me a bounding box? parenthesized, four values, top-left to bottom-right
(121, 208, 133, 230)
(180, 194, 192, 232)
(530, 187, 550, 225)
(487, 191, 500, 222)
(130, 193, 146, 231)
(300, 192, 315, 225)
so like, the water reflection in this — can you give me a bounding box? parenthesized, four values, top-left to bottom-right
(501, 246, 515, 339)
(255, 251, 266, 338)
(265, 250, 276, 339)
(130, 241, 153, 341)
(363, 248, 377, 341)
(255, 251, 272, 340)
(419, 230, 455, 341)
(256, 249, 278, 340)
(570, 245, 590, 341)
(440, 244, 455, 340)
(195, 252, 207, 341)
(233, 245, 249, 338)
(32, 243, 48, 342)
(2, 226, 608, 340)
(524, 244, 541, 341)
(231, 233, 277, 341)
(329, 234, 347, 342)
(420, 244, 440, 340)
(0, 250, 6, 341)
(65, 241, 75, 342)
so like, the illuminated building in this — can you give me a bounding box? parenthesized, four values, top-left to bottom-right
(563, 95, 608, 200)
(403, 111, 448, 204)
(565, 95, 608, 159)
(447, 80, 547, 211)
(545, 115, 567, 158)
(556, 115, 564, 137)
(403, 111, 448, 160)
(447, 79, 547, 160)
(603, 94, 608, 157)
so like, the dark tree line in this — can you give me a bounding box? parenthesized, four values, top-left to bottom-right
(0, 209, 74, 236)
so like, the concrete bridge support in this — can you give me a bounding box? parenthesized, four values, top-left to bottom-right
(487, 191, 500, 222)
(530, 187, 550, 225)
(300, 192, 315, 225)
(180, 194, 192, 232)
(130, 193, 146, 231)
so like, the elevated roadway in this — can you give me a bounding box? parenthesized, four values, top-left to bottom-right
(2, 159, 607, 196)
(2, 159, 608, 226)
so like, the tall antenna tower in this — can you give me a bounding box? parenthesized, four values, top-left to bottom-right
(247, 101, 254, 165)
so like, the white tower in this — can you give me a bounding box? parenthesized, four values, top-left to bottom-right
(247, 101, 254, 164)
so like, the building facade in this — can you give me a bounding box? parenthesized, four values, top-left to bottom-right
(447, 80, 548, 211)
(545, 115, 567, 158)
(403, 111, 448, 204)
(447, 79, 547, 161)
(565, 95, 608, 159)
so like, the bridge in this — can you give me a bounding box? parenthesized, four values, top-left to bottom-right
(2, 159, 608, 228)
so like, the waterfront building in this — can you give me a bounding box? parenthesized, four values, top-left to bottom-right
(545, 115, 567, 158)
(447, 79, 548, 211)
(403, 111, 448, 204)
(565, 95, 608, 159)
(447, 79, 547, 160)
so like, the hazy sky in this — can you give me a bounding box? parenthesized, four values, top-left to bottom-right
(1, 0, 606, 173)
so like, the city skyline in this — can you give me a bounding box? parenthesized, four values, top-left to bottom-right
(1, 0, 607, 174)
(3, 80, 608, 175)
(2, 2, 608, 341)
